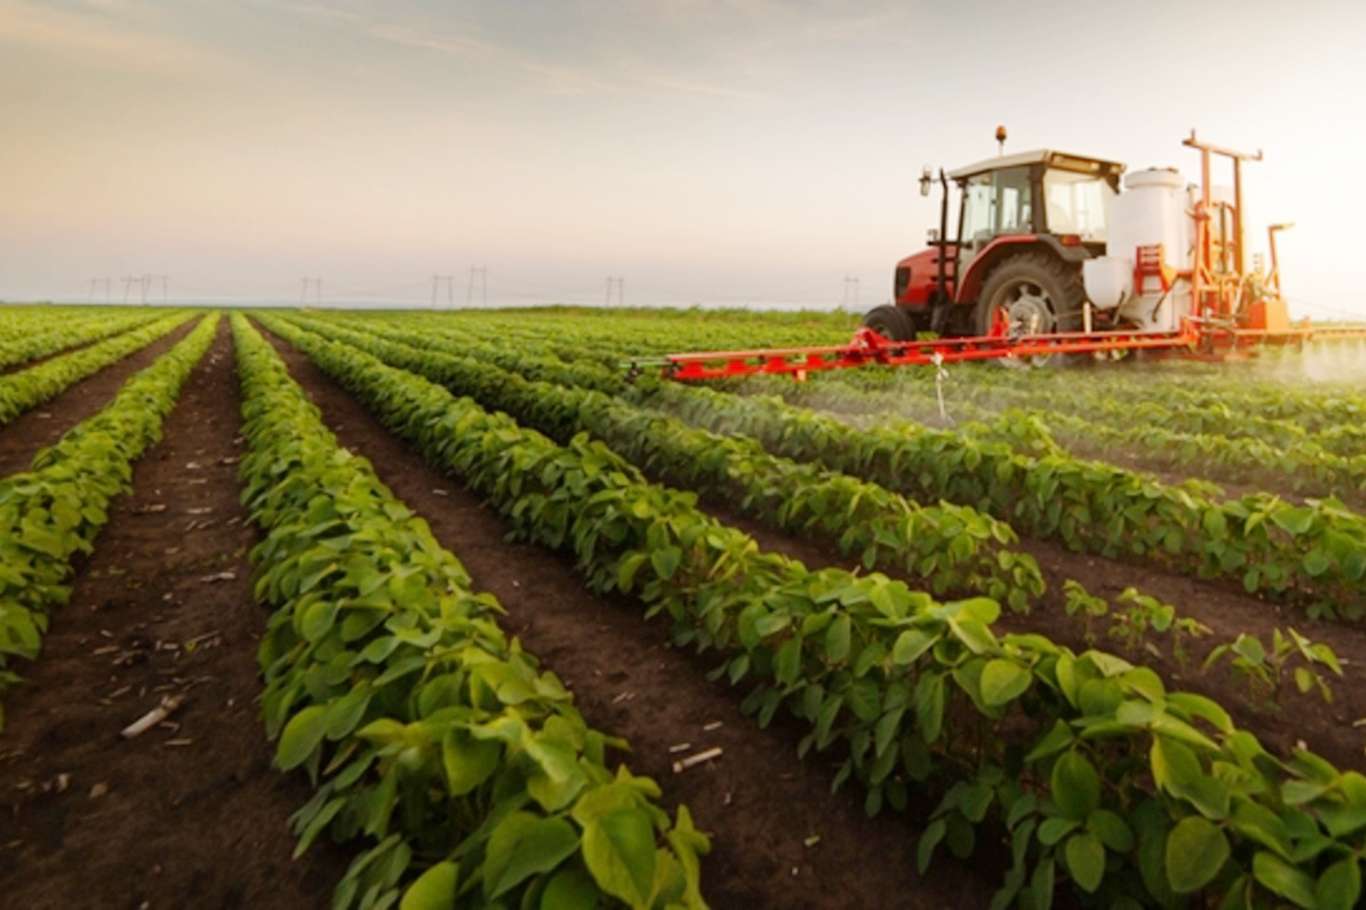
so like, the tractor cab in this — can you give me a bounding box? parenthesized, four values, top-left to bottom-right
(951, 150, 1123, 258)
(873, 148, 1125, 342)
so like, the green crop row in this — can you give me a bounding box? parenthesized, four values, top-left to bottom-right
(327, 309, 856, 362)
(324, 314, 1366, 621)
(231, 315, 708, 910)
(790, 346, 1366, 433)
(0, 312, 191, 428)
(641, 384, 1366, 620)
(276, 314, 1366, 909)
(745, 369, 1366, 479)
(1010, 410, 1366, 504)
(280, 314, 1044, 610)
(338, 309, 1362, 430)
(327, 307, 1366, 434)
(0, 306, 142, 342)
(0, 311, 161, 371)
(0, 314, 217, 730)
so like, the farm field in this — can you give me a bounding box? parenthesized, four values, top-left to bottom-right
(1, 303, 1365, 909)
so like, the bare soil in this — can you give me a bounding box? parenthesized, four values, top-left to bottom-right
(262, 325, 998, 909)
(0, 321, 346, 910)
(0, 319, 196, 478)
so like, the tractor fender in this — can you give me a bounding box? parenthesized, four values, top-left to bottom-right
(954, 235, 1091, 305)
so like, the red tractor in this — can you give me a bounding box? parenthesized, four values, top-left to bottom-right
(864, 147, 1125, 344)
(645, 130, 1366, 382)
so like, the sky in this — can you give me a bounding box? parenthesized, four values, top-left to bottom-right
(2, 0, 1364, 317)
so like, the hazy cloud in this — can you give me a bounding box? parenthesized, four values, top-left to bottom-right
(281, 2, 766, 100)
(0, 0, 237, 74)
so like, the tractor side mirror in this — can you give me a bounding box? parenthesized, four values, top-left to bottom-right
(919, 166, 932, 197)
(927, 228, 940, 244)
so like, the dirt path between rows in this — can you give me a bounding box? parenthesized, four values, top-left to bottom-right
(698, 499, 1366, 771)
(0, 318, 197, 478)
(262, 325, 996, 910)
(0, 320, 345, 909)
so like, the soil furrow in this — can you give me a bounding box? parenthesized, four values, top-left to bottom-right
(0, 320, 345, 910)
(262, 325, 994, 910)
(0, 319, 197, 478)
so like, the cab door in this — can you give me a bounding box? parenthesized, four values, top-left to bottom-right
(957, 166, 1035, 270)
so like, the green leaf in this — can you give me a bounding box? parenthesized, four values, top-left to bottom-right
(825, 615, 851, 663)
(914, 673, 945, 743)
(1037, 817, 1078, 846)
(581, 809, 657, 908)
(650, 546, 682, 581)
(1202, 508, 1228, 539)
(442, 730, 501, 796)
(324, 687, 374, 741)
(540, 864, 600, 909)
(1315, 856, 1362, 910)
(1025, 720, 1074, 763)
(1064, 832, 1106, 893)
(400, 861, 458, 910)
(277, 705, 329, 770)
(1252, 851, 1317, 909)
(950, 617, 997, 654)
(1087, 809, 1134, 853)
(1165, 817, 1229, 894)
(1271, 506, 1315, 536)
(892, 629, 936, 665)
(774, 637, 802, 686)
(1302, 549, 1332, 577)
(875, 707, 905, 759)
(616, 553, 647, 592)
(917, 818, 946, 875)
(301, 598, 339, 642)
(1030, 857, 1055, 910)
(484, 811, 581, 900)
(1231, 634, 1265, 664)
(292, 796, 346, 859)
(979, 659, 1031, 706)
(1050, 751, 1100, 820)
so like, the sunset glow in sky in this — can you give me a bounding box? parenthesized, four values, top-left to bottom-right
(2, 0, 1362, 316)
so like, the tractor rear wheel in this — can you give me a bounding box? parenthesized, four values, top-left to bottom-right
(973, 252, 1085, 367)
(861, 304, 918, 341)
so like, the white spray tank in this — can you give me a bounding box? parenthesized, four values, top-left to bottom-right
(1082, 167, 1194, 331)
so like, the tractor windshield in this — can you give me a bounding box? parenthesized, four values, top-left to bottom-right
(1043, 169, 1113, 241)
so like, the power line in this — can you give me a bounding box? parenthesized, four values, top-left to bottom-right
(300, 277, 322, 305)
(431, 274, 455, 308)
(466, 266, 487, 307)
(841, 275, 860, 309)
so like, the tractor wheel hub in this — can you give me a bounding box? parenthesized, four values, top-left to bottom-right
(1003, 286, 1054, 337)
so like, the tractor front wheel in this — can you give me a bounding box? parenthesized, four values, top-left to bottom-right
(973, 252, 1085, 366)
(862, 304, 912, 341)
(861, 304, 921, 341)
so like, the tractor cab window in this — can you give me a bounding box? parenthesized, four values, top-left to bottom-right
(1043, 169, 1113, 241)
(960, 167, 1033, 247)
